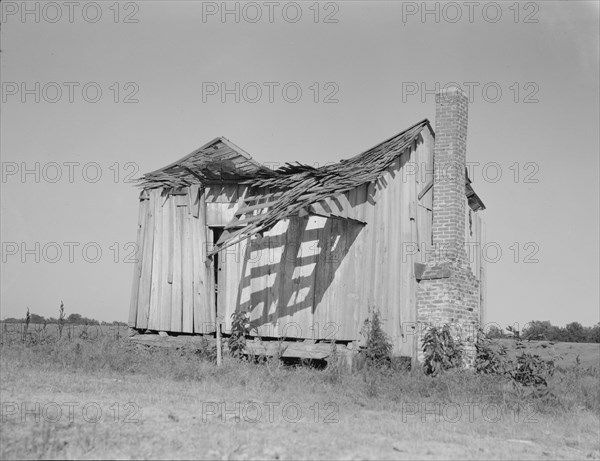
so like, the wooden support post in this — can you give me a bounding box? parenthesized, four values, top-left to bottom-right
(216, 314, 223, 366)
(411, 323, 419, 371)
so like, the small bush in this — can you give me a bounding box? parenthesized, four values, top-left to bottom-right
(362, 309, 392, 367)
(228, 311, 250, 359)
(422, 325, 463, 376)
(473, 331, 558, 401)
(505, 338, 555, 398)
(474, 328, 508, 375)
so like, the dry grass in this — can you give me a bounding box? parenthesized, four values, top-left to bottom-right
(1, 330, 599, 460)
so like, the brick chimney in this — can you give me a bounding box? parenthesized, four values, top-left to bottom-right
(432, 87, 468, 264)
(416, 87, 480, 365)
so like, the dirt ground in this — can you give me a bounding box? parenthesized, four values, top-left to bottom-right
(2, 362, 599, 460)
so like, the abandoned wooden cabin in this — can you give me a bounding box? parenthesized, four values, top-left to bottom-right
(128, 87, 486, 362)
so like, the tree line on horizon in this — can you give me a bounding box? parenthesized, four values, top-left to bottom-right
(488, 321, 600, 344)
(1, 312, 126, 327)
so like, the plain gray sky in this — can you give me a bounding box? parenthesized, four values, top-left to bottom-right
(1, 1, 599, 330)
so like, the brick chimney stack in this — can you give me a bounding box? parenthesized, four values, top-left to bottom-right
(416, 87, 480, 365)
(432, 87, 468, 264)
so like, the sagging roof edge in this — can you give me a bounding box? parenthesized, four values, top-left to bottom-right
(136, 118, 484, 211)
(144, 136, 252, 177)
(343, 118, 432, 162)
(140, 120, 432, 182)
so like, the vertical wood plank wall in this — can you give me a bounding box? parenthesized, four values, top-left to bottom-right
(464, 202, 484, 281)
(128, 190, 147, 326)
(415, 130, 434, 259)
(129, 130, 454, 357)
(464, 194, 486, 326)
(129, 187, 215, 334)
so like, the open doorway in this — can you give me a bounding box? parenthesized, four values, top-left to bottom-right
(211, 227, 225, 320)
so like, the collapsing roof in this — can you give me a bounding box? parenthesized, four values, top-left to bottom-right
(138, 136, 271, 189)
(137, 119, 485, 255)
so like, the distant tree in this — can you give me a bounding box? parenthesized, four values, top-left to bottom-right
(587, 324, 600, 343)
(520, 321, 598, 343)
(67, 313, 83, 324)
(2, 318, 21, 323)
(565, 322, 585, 342)
(546, 325, 565, 342)
(486, 325, 505, 339)
(523, 320, 553, 340)
(29, 313, 46, 324)
(82, 317, 100, 325)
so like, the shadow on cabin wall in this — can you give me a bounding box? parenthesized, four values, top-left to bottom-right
(225, 215, 364, 338)
(209, 146, 416, 340)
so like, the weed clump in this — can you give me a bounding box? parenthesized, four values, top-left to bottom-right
(475, 329, 559, 402)
(228, 311, 250, 359)
(505, 338, 556, 399)
(474, 328, 509, 374)
(422, 325, 463, 376)
(362, 309, 392, 367)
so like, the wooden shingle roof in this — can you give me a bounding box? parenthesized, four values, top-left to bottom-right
(137, 136, 271, 190)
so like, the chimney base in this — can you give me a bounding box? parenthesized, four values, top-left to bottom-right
(416, 259, 481, 366)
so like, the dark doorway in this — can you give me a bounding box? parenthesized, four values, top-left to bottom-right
(211, 227, 225, 319)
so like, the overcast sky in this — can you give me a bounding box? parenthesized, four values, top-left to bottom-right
(1, 1, 598, 330)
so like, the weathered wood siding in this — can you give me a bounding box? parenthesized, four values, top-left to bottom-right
(464, 194, 486, 328)
(465, 207, 483, 279)
(129, 187, 215, 333)
(463, 195, 486, 325)
(413, 130, 434, 266)
(129, 130, 436, 357)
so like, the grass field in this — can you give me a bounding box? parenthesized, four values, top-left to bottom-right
(1, 327, 599, 460)
(496, 338, 600, 369)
